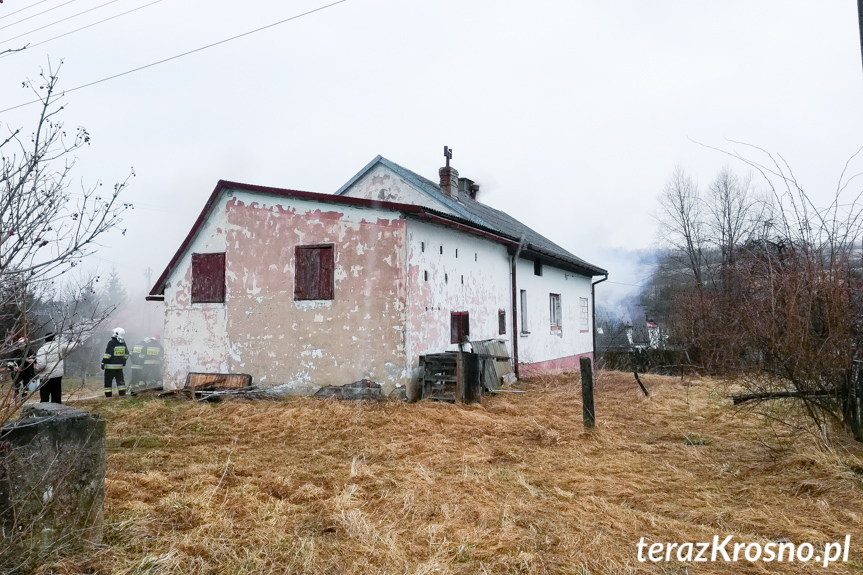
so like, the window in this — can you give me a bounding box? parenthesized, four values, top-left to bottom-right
(421, 242, 425, 252)
(579, 297, 589, 332)
(498, 309, 506, 335)
(191, 253, 226, 303)
(534, 260, 543, 276)
(550, 293, 562, 332)
(424, 270, 428, 282)
(520, 289, 529, 333)
(451, 312, 470, 344)
(294, 245, 334, 300)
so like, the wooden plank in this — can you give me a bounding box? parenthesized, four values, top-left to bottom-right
(455, 352, 465, 402)
(186, 372, 252, 390)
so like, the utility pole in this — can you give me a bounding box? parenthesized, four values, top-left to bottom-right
(859, 0, 863, 75)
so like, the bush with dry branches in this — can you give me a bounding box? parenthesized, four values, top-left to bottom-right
(653, 145, 863, 443)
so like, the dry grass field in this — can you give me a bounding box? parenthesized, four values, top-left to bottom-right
(32, 371, 863, 574)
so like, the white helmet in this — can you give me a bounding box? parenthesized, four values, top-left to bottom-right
(112, 327, 125, 339)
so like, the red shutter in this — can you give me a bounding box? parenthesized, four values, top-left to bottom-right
(295, 245, 334, 300)
(451, 313, 460, 344)
(295, 246, 312, 300)
(191, 253, 226, 303)
(319, 246, 334, 299)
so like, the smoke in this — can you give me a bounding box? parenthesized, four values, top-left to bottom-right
(590, 246, 665, 324)
(108, 285, 165, 343)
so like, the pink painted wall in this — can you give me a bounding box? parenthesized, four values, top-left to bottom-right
(518, 352, 594, 377)
(222, 196, 408, 393)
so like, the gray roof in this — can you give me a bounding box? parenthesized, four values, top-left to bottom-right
(337, 156, 607, 276)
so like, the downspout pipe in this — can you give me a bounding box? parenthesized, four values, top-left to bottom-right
(591, 273, 609, 365)
(511, 234, 527, 379)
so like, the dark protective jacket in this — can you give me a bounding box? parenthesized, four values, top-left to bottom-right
(130, 339, 148, 369)
(143, 339, 162, 365)
(102, 337, 129, 370)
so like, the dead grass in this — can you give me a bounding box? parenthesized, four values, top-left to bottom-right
(35, 371, 863, 574)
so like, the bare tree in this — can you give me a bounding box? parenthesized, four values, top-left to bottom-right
(657, 167, 706, 289)
(0, 62, 131, 417)
(704, 166, 766, 268)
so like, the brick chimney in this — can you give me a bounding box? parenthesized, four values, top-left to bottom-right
(439, 146, 459, 199)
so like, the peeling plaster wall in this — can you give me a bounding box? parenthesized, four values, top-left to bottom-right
(404, 219, 512, 382)
(162, 191, 409, 394)
(162, 201, 230, 389)
(225, 192, 407, 395)
(515, 259, 594, 365)
(339, 164, 455, 214)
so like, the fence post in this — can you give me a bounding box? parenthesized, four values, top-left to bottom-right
(854, 365, 863, 442)
(580, 356, 595, 429)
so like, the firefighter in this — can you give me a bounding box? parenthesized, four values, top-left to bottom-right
(143, 334, 162, 386)
(101, 327, 130, 397)
(128, 336, 148, 394)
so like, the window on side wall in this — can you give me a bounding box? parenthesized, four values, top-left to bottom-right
(520, 290, 529, 334)
(451, 311, 470, 344)
(295, 245, 335, 300)
(498, 309, 506, 335)
(550, 293, 562, 334)
(579, 297, 589, 332)
(191, 252, 226, 303)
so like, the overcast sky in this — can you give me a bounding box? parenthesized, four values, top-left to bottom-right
(2, 0, 862, 317)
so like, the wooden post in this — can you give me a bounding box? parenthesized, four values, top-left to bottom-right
(580, 356, 595, 429)
(455, 352, 465, 402)
(854, 366, 863, 442)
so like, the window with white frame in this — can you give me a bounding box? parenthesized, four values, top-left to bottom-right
(579, 297, 589, 332)
(550, 293, 562, 333)
(520, 290, 529, 334)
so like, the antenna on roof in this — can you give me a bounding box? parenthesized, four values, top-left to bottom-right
(444, 146, 452, 167)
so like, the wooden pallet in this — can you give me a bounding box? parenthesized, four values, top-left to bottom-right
(418, 352, 481, 403)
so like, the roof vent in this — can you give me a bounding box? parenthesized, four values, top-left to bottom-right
(458, 177, 480, 200)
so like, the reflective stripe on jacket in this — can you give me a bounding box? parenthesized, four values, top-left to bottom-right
(143, 341, 162, 365)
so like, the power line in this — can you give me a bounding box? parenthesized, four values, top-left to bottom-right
(0, 0, 166, 56)
(0, 0, 82, 33)
(0, 0, 54, 22)
(0, 0, 124, 46)
(0, 0, 349, 114)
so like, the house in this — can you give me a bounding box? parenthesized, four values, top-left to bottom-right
(147, 153, 607, 397)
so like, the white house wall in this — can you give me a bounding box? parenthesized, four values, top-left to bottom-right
(515, 258, 594, 373)
(404, 219, 513, 384)
(339, 164, 456, 215)
(162, 198, 230, 388)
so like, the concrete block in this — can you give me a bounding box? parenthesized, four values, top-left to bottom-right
(0, 403, 106, 570)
